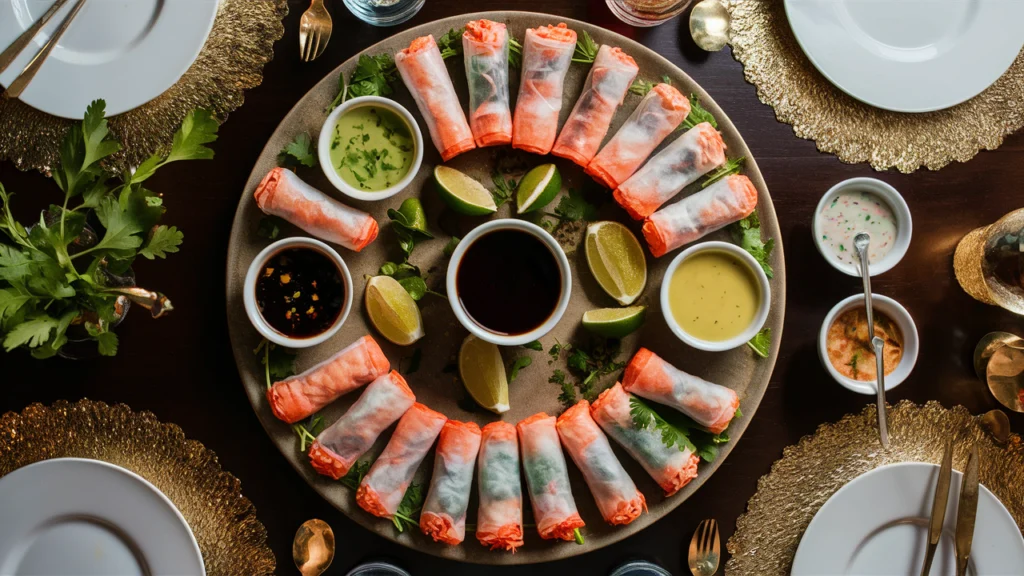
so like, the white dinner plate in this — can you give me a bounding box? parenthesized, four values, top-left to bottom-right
(792, 462, 1024, 576)
(784, 0, 1024, 113)
(0, 458, 205, 575)
(0, 0, 218, 118)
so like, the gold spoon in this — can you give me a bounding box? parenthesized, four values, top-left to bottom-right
(689, 0, 731, 52)
(972, 331, 1024, 380)
(986, 345, 1024, 413)
(293, 519, 335, 576)
(980, 409, 1011, 445)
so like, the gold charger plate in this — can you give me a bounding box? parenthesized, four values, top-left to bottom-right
(726, 401, 1024, 575)
(0, 399, 276, 576)
(225, 11, 786, 564)
(725, 0, 1024, 173)
(0, 0, 288, 174)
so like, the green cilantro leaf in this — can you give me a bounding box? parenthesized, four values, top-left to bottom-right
(629, 396, 698, 454)
(255, 339, 297, 388)
(572, 29, 599, 64)
(85, 322, 118, 356)
(279, 132, 318, 168)
(256, 216, 283, 240)
(508, 356, 532, 383)
(437, 28, 464, 60)
(292, 414, 325, 453)
(397, 276, 427, 301)
(522, 340, 543, 352)
(3, 313, 59, 351)
(340, 460, 371, 490)
(730, 210, 775, 278)
(682, 94, 718, 131)
(91, 196, 145, 257)
(748, 327, 771, 358)
(329, 53, 398, 111)
(702, 156, 745, 189)
(0, 288, 32, 322)
(393, 483, 424, 532)
(54, 100, 121, 198)
(131, 109, 218, 184)
(508, 36, 523, 68)
(490, 172, 517, 208)
(139, 225, 183, 260)
(551, 188, 597, 224)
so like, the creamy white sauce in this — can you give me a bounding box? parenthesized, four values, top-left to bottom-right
(818, 190, 898, 266)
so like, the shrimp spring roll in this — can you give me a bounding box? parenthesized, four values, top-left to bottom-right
(395, 35, 476, 161)
(463, 20, 512, 147)
(420, 421, 482, 545)
(476, 422, 525, 552)
(556, 400, 646, 526)
(308, 371, 415, 480)
(517, 413, 585, 541)
(643, 174, 758, 257)
(254, 167, 379, 251)
(267, 335, 390, 424)
(586, 83, 691, 189)
(622, 348, 739, 434)
(551, 45, 639, 167)
(612, 122, 726, 220)
(512, 23, 577, 155)
(591, 383, 699, 496)
(357, 403, 447, 518)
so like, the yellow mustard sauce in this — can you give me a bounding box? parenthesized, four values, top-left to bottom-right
(669, 251, 760, 342)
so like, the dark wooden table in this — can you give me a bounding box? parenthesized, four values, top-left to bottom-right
(3, 1, 1023, 574)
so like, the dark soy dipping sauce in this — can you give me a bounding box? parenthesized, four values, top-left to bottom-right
(456, 229, 561, 335)
(255, 248, 345, 338)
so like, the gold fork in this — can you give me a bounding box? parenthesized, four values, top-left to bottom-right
(688, 518, 721, 576)
(298, 0, 332, 62)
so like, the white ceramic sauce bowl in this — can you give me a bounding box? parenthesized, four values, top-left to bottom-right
(818, 294, 919, 395)
(812, 177, 912, 277)
(660, 241, 771, 352)
(446, 219, 572, 347)
(243, 237, 353, 348)
(317, 96, 423, 202)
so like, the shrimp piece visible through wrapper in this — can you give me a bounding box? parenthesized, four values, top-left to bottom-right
(517, 413, 585, 541)
(476, 422, 525, 552)
(463, 19, 512, 147)
(642, 174, 758, 257)
(511, 23, 577, 155)
(420, 420, 482, 545)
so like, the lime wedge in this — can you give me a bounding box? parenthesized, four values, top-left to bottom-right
(516, 163, 561, 214)
(434, 166, 497, 216)
(585, 221, 647, 305)
(582, 306, 647, 338)
(459, 334, 509, 414)
(365, 276, 424, 345)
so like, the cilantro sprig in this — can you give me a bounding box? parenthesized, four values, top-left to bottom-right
(629, 396, 737, 462)
(508, 36, 523, 68)
(538, 188, 598, 232)
(437, 28, 464, 60)
(628, 75, 672, 97)
(328, 53, 399, 112)
(572, 30, 599, 64)
(508, 356, 532, 383)
(748, 327, 771, 358)
(550, 338, 626, 409)
(0, 100, 216, 357)
(340, 461, 371, 490)
(278, 133, 317, 168)
(730, 209, 775, 279)
(682, 94, 718, 131)
(392, 482, 424, 532)
(490, 171, 517, 208)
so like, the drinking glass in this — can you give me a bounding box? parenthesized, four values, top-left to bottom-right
(606, 0, 694, 27)
(954, 208, 1024, 315)
(342, 0, 423, 27)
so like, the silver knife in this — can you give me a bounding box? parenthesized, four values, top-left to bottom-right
(955, 444, 980, 576)
(921, 439, 953, 576)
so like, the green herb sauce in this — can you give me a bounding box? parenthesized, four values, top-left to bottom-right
(330, 105, 414, 191)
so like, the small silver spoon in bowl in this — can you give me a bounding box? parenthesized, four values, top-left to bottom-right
(293, 519, 335, 576)
(854, 232, 889, 448)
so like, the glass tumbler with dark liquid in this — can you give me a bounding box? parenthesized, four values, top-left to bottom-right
(954, 208, 1024, 315)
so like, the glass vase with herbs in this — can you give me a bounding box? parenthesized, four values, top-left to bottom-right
(0, 100, 218, 358)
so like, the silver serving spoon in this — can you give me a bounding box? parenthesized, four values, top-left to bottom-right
(854, 232, 889, 448)
(293, 519, 335, 576)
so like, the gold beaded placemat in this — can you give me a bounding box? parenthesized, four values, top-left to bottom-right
(0, 0, 288, 174)
(724, 0, 1024, 173)
(0, 399, 276, 576)
(725, 401, 1024, 575)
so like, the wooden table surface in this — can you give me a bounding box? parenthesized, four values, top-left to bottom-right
(3, 1, 1023, 574)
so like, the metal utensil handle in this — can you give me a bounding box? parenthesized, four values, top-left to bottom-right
(0, 0, 72, 75)
(872, 336, 889, 447)
(3, 0, 87, 99)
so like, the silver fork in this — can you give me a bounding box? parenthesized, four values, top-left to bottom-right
(298, 0, 332, 62)
(688, 518, 721, 576)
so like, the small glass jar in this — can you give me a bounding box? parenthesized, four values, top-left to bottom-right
(341, 0, 424, 27)
(606, 0, 694, 27)
(954, 208, 1024, 315)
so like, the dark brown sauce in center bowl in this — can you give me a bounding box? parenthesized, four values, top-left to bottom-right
(255, 247, 345, 338)
(456, 228, 562, 336)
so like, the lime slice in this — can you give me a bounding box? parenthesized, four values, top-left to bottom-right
(516, 163, 561, 214)
(582, 306, 647, 338)
(365, 276, 424, 345)
(434, 166, 497, 216)
(585, 221, 647, 305)
(459, 334, 509, 414)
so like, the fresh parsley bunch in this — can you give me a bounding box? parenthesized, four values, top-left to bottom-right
(0, 100, 218, 358)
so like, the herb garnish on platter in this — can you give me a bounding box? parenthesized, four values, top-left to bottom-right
(748, 327, 772, 358)
(703, 156, 745, 188)
(279, 132, 318, 168)
(550, 338, 627, 409)
(0, 100, 216, 357)
(572, 29, 599, 64)
(437, 28, 464, 60)
(329, 53, 399, 112)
